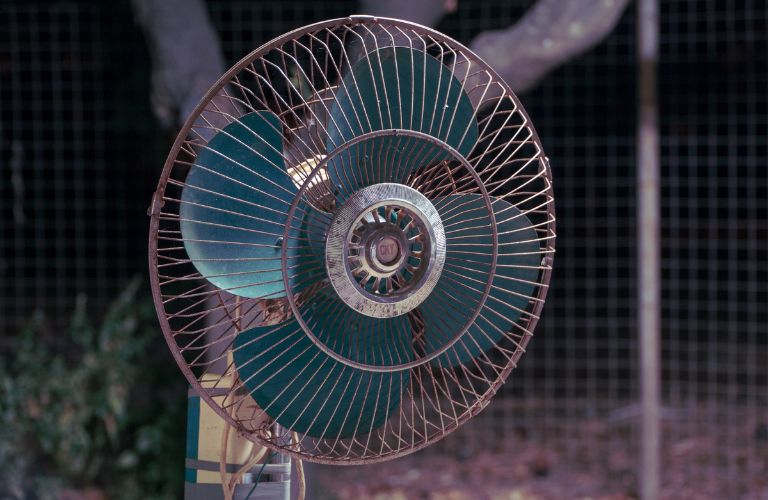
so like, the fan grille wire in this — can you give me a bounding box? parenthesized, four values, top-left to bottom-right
(149, 16, 555, 464)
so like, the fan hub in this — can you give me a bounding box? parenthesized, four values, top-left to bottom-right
(326, 183, 446, 318)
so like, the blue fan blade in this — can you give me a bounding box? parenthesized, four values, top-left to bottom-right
(233, 297, 411, 439)
(180, 111, 324, 298)
(306, 288, 415, 368)
(420, 194, 541, 367)
(327, 47, 478, 197)
(325, 134, 447, 198)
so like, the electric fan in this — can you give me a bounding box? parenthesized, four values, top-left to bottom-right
(149, 16, 555, 467)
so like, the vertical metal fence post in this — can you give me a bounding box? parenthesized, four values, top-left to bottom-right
(637, 0, 660, 499)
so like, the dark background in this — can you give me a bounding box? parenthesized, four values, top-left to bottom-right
(1, 0, 765, 498)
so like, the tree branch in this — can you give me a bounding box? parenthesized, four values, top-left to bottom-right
(131, 0, 227, 129)
(358, 0, 456, 28)
(469, 0, 631, 93)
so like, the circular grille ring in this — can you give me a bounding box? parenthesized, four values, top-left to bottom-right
(281, 128, 499, 372)
(149, 15, 556, 465)
(325, 182, 446, 318)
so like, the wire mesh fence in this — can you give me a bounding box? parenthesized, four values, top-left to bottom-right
(657, 1, 767, 497)
(1, 0, 765, 498)
(0, 1, 164, 334)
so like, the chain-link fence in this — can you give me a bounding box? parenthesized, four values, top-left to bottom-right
(1, 0, 765, 498)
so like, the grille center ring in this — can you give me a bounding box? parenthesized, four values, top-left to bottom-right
(326, 183, 446, 318)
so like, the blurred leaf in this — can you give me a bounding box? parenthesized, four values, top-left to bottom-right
(0, 276, 186, 500)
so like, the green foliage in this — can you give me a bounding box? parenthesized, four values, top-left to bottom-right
(0, 278, 187, 499)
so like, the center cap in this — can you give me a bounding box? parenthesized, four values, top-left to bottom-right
(372, 235, 401, 266)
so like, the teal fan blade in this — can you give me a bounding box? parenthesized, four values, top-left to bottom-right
(180, 111, 325, 299)
(326, 47, 478, 198)
(420, 194, 541, 367)
(232, 292, 411, 439)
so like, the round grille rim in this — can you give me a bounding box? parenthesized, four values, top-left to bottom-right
(148, 15, 556, 466)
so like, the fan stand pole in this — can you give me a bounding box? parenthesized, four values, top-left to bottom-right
(184, 297, 291, 500)
(227, 297, 291, 500)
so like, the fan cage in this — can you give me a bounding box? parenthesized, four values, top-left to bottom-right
(149, 15, 556, 464)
